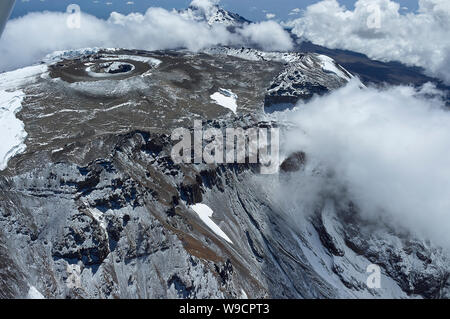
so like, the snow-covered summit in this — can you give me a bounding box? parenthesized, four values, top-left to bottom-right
(179, 1, 250, 27)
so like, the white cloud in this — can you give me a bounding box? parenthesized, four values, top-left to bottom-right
(238, 21, 293, 51)
(286, 0, 450, 84)
(266, 13, 276, 19)
(289, 8, 301, 15)
(279, 79, 450, 247)
(0, 5, 292, 72)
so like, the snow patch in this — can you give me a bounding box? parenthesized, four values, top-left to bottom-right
(85, 62, 136, 78)
(0, 90, 27, 171)
(210, 88, 238, 114)
(190, 203, 233, 244)
(0, 64, 48, 91)
(0, 64, 47, 171)
(51, 148, 64, 154)
(27, 286, 45, 299)
(204, 47, 305, 63)
(316, 54, 351, 80)
(286, 0, 450, 84)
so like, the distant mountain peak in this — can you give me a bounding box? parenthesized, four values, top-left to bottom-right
(180, 1, 251, 27)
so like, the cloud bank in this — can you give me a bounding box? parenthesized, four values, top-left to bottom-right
(190, 0, 220, 12)
(238, 21, 293, 52)
(0, 3, 292, 72)
(280, 80, 450, 247)
(286, 0, 450, 84)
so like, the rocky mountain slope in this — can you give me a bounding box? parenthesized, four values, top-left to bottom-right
(0, 47, 449, 299)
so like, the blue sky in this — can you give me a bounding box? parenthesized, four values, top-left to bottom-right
(11, 0, 420, 21)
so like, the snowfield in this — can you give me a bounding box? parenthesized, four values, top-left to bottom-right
(210, 88, 238, 114)
(0, 90, 27, 171)
(100, 54, 162, 67)
(190, 203, 233, 244)
(0, 64, 48, 171)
